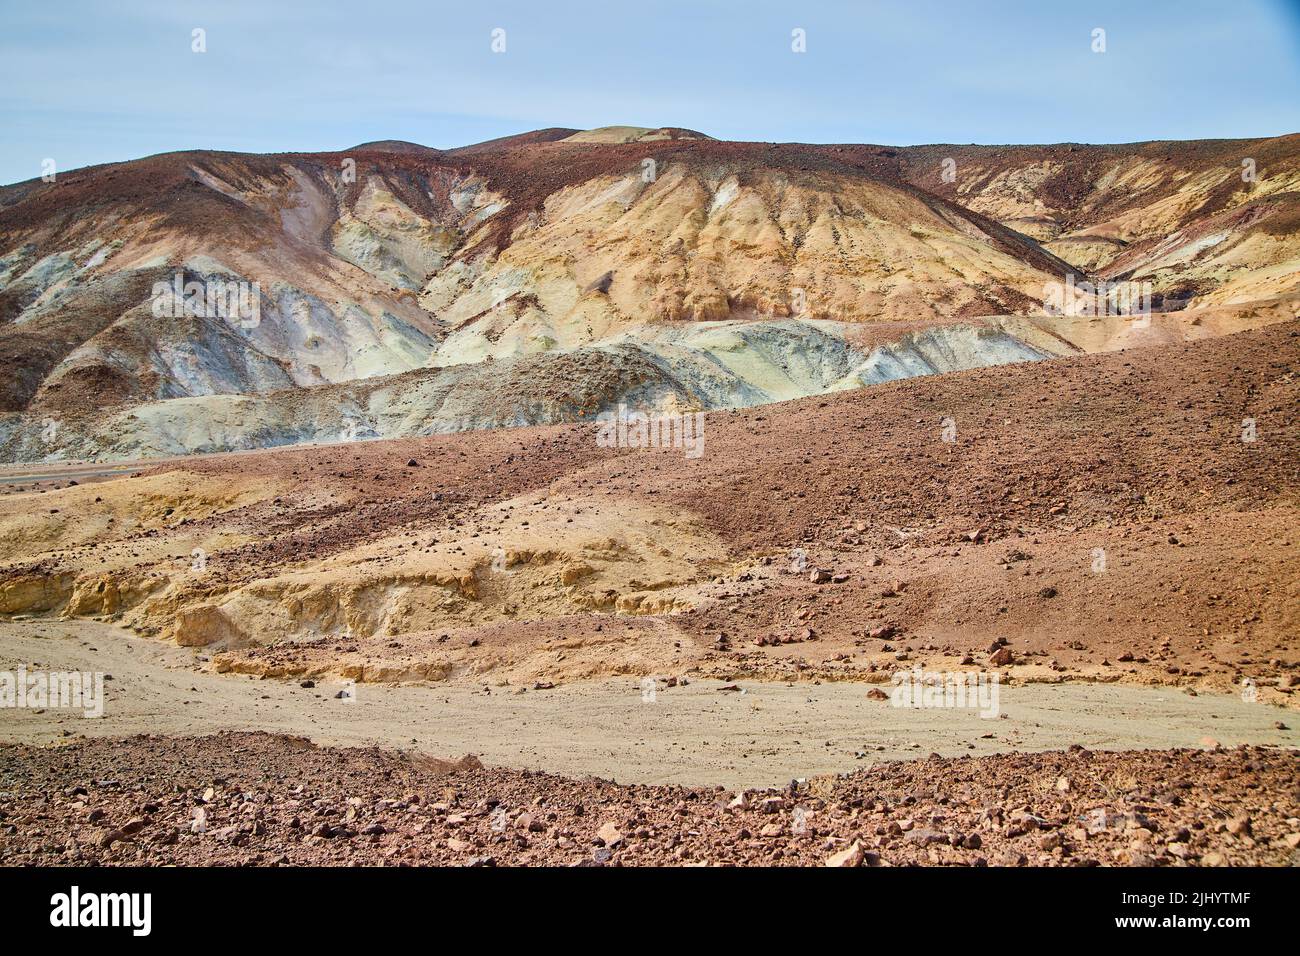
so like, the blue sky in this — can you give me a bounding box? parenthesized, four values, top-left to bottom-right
(2, 0, 1298, 185)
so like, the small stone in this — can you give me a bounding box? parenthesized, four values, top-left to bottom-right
(597, 821, 623, 847)
(825, 840, 864, 867)
(904, 829, 949, 846)
(517, 813, 546, 833)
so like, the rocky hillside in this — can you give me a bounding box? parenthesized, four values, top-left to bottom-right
(1, 129, 1296, 463)
(895, 136, 1300, 306)
(1, 320, 1295, 694)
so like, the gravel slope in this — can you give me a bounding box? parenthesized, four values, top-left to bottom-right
(1, 732, 1295, 867)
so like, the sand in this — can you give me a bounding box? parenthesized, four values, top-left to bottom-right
(2, 620, 1294, 789)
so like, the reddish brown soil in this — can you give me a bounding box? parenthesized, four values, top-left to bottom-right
(1, 733, 1294, 867)
(7, 320, 1279, 695)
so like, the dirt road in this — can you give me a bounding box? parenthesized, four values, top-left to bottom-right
(2, 621, 1294, 788)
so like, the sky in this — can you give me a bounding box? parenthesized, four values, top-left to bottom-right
(2, 0, 1299, 185)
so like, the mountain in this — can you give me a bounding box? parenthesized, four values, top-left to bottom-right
(1, 128, 1296, 463)
(894, 136, 1300, 306)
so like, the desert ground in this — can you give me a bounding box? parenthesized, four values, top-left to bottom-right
(2, 732, 1296, 867)
(1, 318, 1297, 866)
(2, 127, 1298, 866)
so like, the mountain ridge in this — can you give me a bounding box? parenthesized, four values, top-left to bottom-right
(1, 127, 1297, 463)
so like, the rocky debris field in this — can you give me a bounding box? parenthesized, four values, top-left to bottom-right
(1, 733, 1296, 867)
